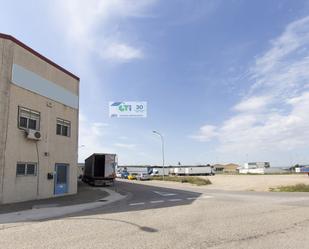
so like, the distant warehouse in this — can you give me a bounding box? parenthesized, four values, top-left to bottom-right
(117, 165, 215, 176)
(212, 163, 239, 173)
(239, 162, 270, 174)
(0, 33, 79, 204)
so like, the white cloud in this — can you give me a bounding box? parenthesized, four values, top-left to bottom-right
(190, 125, 218, 142)
(102, 42, 143, 62)
(52, 0, 156, 63)
(233, 96, 271, 112)
(114, 143, 136, 149)
(78, 113, 113, 162)
(250, 16, 309, 95)
(192, 16, 309, 165)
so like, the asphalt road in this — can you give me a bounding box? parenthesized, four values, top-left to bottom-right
(1, 179, 309, 249)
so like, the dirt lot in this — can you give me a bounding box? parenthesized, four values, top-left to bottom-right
(200, 174, 309, 191)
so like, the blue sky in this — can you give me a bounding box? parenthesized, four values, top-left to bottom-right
(1, 0, 309, 166)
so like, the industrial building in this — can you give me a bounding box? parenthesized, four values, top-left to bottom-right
(117, 165, 214, 176)
(212, 163, 240, 173)
(294, 165, 309, 173)
(0, 33, 79, 203)
(239, 162, 270, 174)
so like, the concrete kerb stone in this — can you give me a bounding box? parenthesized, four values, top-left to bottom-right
(0, 188, 125, 225)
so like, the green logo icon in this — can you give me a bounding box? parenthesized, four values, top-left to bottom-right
(118, 103, 132, 112)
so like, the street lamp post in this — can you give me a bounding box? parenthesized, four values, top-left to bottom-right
(153, 130, 165, 180)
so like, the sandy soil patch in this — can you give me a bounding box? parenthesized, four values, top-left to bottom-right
(200, 174, 309, 191)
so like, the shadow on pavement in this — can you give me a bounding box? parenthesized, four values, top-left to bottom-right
(56, 180, 203, 233)
(0, 180, 203, 226)
(0, 181, 109, 215)
(65, 180, 203, 217)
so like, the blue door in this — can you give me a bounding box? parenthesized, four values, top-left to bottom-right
(54, 164, 68, 195)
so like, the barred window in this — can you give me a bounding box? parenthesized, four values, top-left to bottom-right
(16, 163, 37, 176)
(26, 164, 36, 175)
(16, 163, 26, 176)
(18, 106, 40, 130)
(56, 118, 71, 137)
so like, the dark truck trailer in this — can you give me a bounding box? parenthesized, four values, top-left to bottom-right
(83, 153, 117, 186)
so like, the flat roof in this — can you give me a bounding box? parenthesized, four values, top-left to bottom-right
(0, 33, 79, 81)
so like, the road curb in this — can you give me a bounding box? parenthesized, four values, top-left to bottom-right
(0, 188, 126, 225)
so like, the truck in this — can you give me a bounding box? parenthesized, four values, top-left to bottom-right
(172, 166, 214, 176)
(184, 166, 215, 176)
(83, 153, 117, 186)
(172, 167, 186, 176)
(150, 167, 170, 176)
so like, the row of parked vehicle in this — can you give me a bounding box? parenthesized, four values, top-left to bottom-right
(116, 171, 150, 181)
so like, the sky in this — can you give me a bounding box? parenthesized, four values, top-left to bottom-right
(1, 0, 309, 166)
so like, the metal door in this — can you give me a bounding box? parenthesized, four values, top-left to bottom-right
(54, 164, 68, 195)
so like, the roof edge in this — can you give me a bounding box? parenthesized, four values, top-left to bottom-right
(0, 33, 79, 81)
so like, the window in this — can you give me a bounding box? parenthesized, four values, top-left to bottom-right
(56, 118, 71, 137)
(16, 163, 26, 176)
(18, 107, 40, 130)
(16, 163, 37, 176)
(26, 164, 36, 175)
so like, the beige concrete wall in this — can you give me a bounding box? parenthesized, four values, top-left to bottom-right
(223, 167, 238, 173)
(1, 38, 79, 204)
(13, 44, 78, 95)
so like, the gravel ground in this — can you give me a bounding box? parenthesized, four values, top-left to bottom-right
(201, 174, 309, 191)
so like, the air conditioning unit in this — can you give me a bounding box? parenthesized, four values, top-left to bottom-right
(26, 129, 42, 140)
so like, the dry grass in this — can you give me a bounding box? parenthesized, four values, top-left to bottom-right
(270, 183, 309, 192)
(150, 176, 211, 186)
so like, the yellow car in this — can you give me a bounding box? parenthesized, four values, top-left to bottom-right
(128, 174, 137, 180)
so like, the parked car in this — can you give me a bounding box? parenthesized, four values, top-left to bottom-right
(128, 173, 137, 180)
(136, 173, 150, 181)
(116, 172, 122, 178)
(121, 171, 129, 179)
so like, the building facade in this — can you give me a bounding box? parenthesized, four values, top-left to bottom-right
(0, 33, 79, 204)
(239, 162, 271, 174)
(222, 163, 239, 173)
(212, 164, 239, 173)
